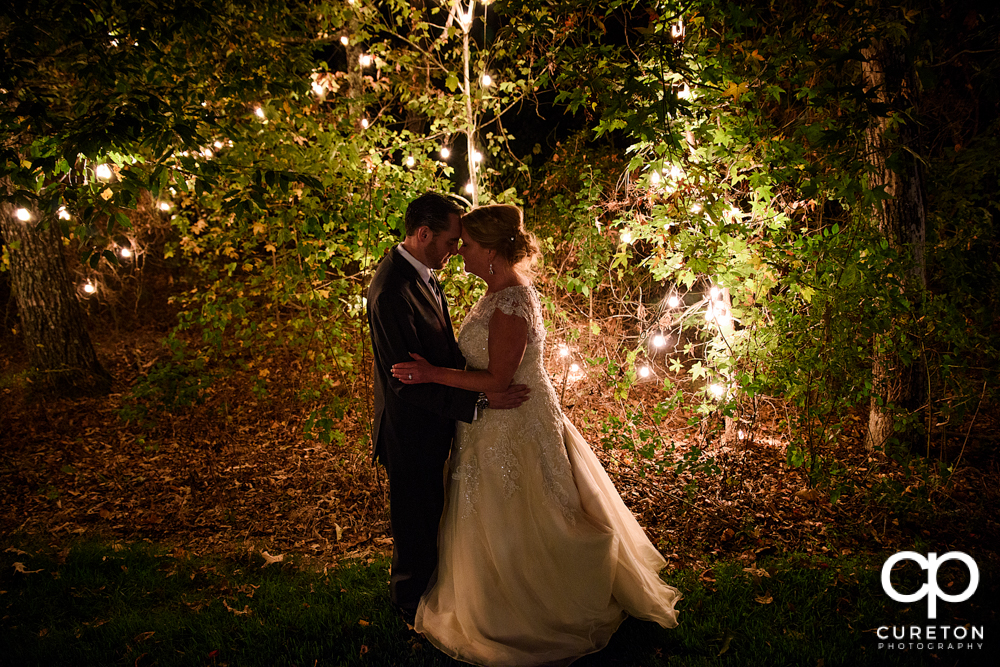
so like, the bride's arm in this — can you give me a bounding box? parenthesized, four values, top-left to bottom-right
(392, 310, 528, 392)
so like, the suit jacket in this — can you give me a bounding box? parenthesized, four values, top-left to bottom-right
(367, 247, 478, 469)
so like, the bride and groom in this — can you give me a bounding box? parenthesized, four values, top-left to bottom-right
(367, 192, 680, 666)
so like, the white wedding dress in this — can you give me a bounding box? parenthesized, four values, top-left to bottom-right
(414, 285, 681, 666)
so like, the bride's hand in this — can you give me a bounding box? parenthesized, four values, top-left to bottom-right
(391, 353, 435, 384)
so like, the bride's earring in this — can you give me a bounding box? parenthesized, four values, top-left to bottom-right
(489, 253, 494, 275)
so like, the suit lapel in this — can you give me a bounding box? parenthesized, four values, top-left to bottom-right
(390, 249, 448, 330)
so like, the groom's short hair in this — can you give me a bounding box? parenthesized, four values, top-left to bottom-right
(405, 192, 465, 237)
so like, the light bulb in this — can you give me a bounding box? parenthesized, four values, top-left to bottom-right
(311, 81, 326, 96)
(709, 383, 725, 398)
(83, 282, 96, 294)
(405, 155, 415, 167)
(254, 106, 265, 119)
(710, 285, 720, 299)
(559, 346, 570, 357)
(440, 146, 451, 159)
(481, 73, 492, 87)
(359, 54, 372, 67)
(203, 148, 213, 159)
(214, 140, 224, 149)
(58, 207, 71, 221)
(15, 208, 31, 222)
(340, 36, 349, 46)
(650, 171, 661, 184)
(158, 201, 171, 212)
(120, 247, 132, 258)
(620, 230, 633, 244)
(464, 182, 474, 194)
(472, 150, 482, 163)
(668, 295, 680, 308)
(361, 118, 369, 129)
(652, 334, 666, 348)
(95, 164, 113, 180)
(570, 363, 580, 372)
(638, 365, 651, 378)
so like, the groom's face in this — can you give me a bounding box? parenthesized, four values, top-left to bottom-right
(423, 213, 462, 270)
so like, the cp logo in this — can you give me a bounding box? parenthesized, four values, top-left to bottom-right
(881, 551, 979, 619)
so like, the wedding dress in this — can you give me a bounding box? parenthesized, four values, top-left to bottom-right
(414, 285, 681, 666)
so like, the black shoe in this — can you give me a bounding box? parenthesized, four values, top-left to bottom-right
(393, 603, 417, 626)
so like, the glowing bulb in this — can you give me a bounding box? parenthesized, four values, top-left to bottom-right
(340, 35, 349, 46)
(652, 334, 666, 348)
(650, 170, 661, 184)
(638, 365, 651, 378)
(709, 383, 725, 398)
(705, 303, 715, 322)
(710, 285, 720, 299)
(620, 230, 633, 244)
(671, 20, 685, 40)
(570, 363, 580, 372)
(559, 346, 570, 357)
(311, 81, 326, 96)
(464, 182, 474, 194)
(95, 164, 113, 180)
(158, 201, 171, 212)
(359, 54, 373, 67)
(361, 118, 369, 129)
(254, 106, 265, 119)
(58, 207, 71, 221)
(15, 208, 31, 222)
(120, 247, 132, 258)
(678, 84, 692, 100)
(668, 295, 680, 308)
(738, 430, 746, 440)
(405, 155, 415, 167)
(214, 141, 224, 149)
(669, 165, 684, 180)
(472, 150, 482, 163)
(83, 282, 96, 294)
(690, 202, 702, 214)
(481, 73, 492, 87)
(203, 148, 214, 159)
(440, 146, 451, 159)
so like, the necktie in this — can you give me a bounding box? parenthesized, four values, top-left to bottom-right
(428, 276, 444, 314)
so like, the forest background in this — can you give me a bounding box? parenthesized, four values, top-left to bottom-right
(1, 0, 999, 661)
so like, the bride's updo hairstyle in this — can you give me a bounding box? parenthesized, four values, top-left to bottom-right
(461, 204, 540, 274)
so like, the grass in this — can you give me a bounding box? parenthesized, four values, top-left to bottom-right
(1, 539, 995, 666)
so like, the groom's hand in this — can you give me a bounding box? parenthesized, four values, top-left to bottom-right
(485, 384, 530, 410)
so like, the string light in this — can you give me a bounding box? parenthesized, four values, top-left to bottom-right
(340, 35, 349, 46)
(15, 208, 32, 222)
(668, 295, 680, 308)
(359, 54, 373, 67)
(58, 207, 71, 220)
(405, 155, 415, 167)
(638, 365, 651, 378)
(650, 170, 661, 185)
(481, 73, 492, 87)
(559, 345, 570, 357)
(95, 164, 113, 180)
(311, 80, 327, 96)
(710, 285, 721, 299)
(214, 140, 224, 149)
(440, 146, 451, 159)
(464, 182, 474, 194)
(652, 334, 666, 348)
(709, 383, 725, 399)
(570, 363, 580, 372)
(83, 281, 96, 294)
(471, 150, 483, 163)
(158, 201, 172, 212)
(203, 148, 214, 159)
(254, 106, 266, 119)
(361, 118, 370, 129)
(120, 247, 132, 259)
(620, 230, 633, 244)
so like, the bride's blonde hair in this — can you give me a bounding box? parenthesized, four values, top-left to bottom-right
(461, 204, 539, 274)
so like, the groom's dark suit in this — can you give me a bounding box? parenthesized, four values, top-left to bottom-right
(367, 247, 478, 614)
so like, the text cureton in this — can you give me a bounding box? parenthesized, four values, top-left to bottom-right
(876, 626, 984, 641)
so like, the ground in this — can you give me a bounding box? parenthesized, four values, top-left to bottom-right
(2, 284, 998, 577)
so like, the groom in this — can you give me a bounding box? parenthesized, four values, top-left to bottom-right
(366, 192, 528, 622)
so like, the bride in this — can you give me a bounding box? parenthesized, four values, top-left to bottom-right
(391, 204, 681, 666)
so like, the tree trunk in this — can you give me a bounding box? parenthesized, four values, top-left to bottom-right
(861, 29, 927, 452)
(0, 205, 112, 396)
